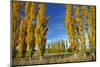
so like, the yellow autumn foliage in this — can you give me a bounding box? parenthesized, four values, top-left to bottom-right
(35, 3, 49, 56)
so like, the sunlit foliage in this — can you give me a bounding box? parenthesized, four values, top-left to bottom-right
(88, 6, 96, 52)
(12, 1, 23, 57)
(73, 5, 86, 52)
(25, 2, 37, 57)
(81, 6, 89, 33)
(18, 27, 24, 57)
(65, 5, 78, 51)
(35, 3, 49, 56)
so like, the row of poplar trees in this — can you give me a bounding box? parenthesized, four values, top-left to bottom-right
(12, 1, 49, 58)
(65, 5, 96, 52)
(47, 39, 66, 53)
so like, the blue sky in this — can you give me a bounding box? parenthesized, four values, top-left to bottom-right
(45, 3, 68, 46)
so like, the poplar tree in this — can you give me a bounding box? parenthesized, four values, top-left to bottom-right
(60, 39, 65, 53)
(88, 6, 96, 52)
(65, 5, 76, 51)
(74, 6, 86, 52)
(25, 2, 37, 57)
(65, 40, 68, 50)
(81, 6, 89, 33)
(12, 1, 23, 57)
(18, 27, 24, 57)
(35, 3, 49, 57)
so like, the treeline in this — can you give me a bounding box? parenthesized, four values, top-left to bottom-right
(47, 39, 67, 53)
(46, 39, 78, 54)
(65, 5, 96, 52)
(12, 1, 49, 58)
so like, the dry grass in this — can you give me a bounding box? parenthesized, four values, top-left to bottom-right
(12, 51, 96, 66)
